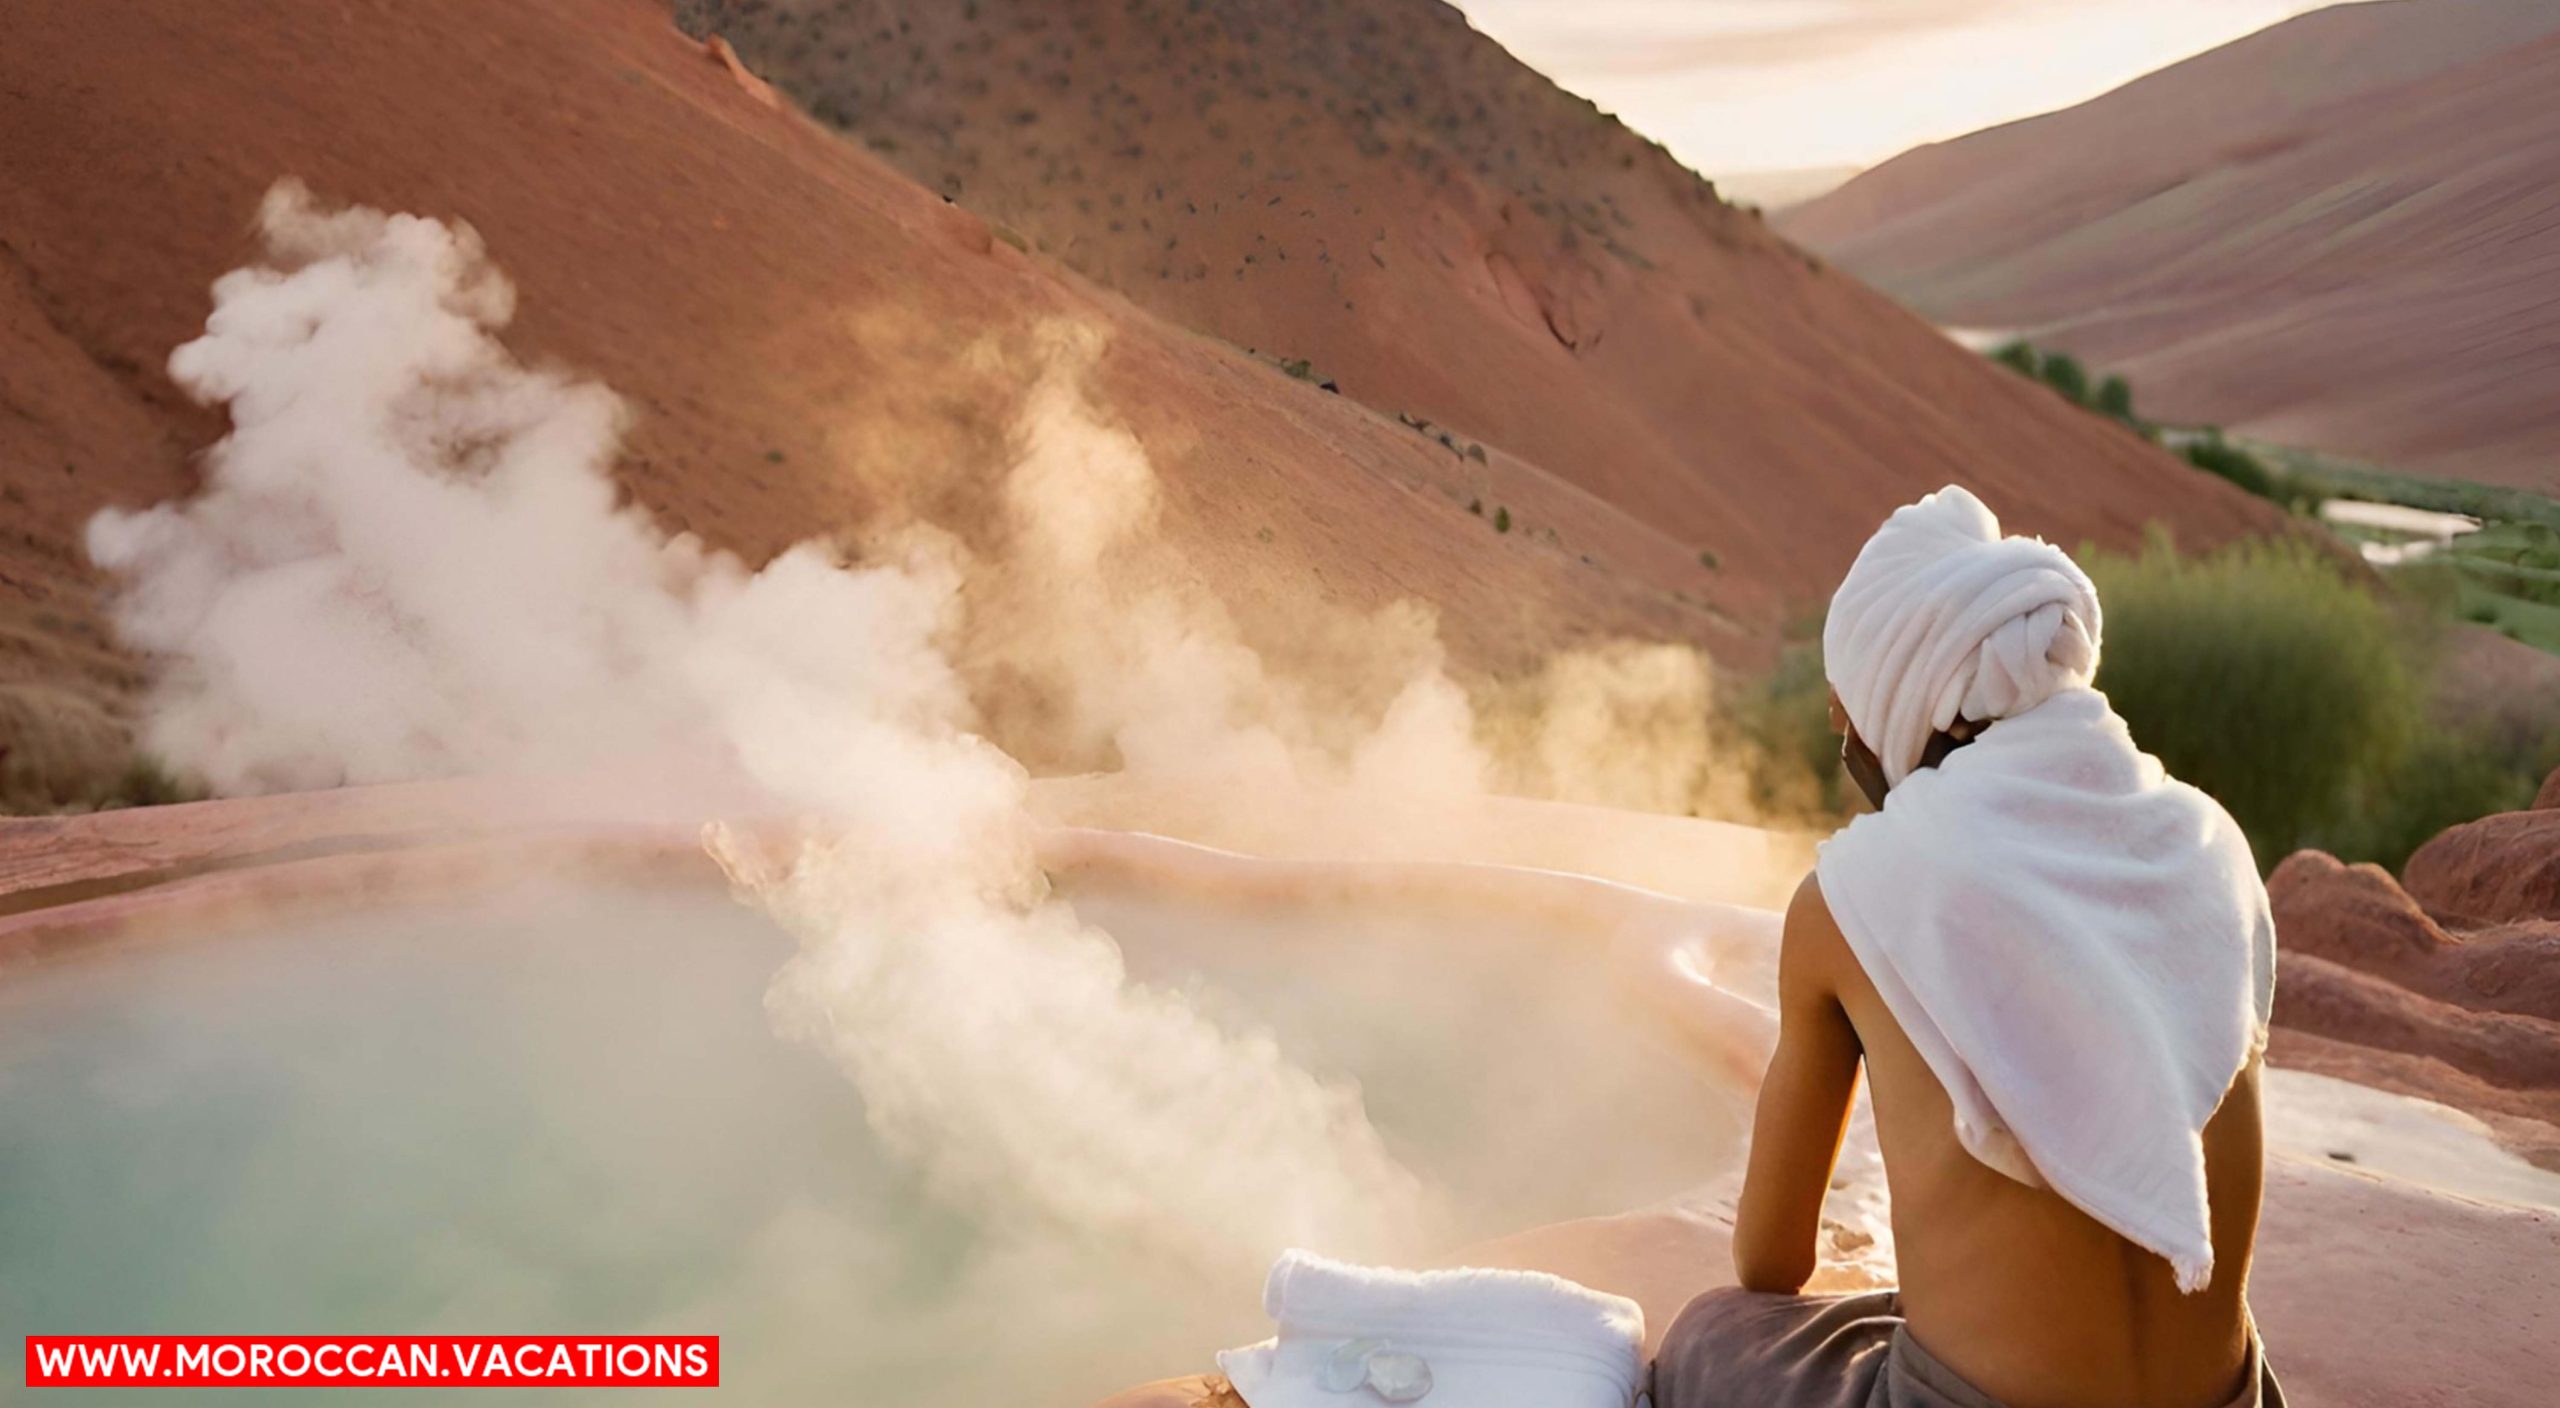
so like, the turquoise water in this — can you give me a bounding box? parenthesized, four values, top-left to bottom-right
(0, 880, 1739, 1404)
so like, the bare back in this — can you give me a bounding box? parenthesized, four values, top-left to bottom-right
(1735, 875, 2263, 1408)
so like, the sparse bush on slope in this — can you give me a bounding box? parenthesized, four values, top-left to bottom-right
(1990, 340, 2040, 378)
(2095, 374, 2134, 421)
(2180, 433, 2280, 501)
(2084, 534, 2425, 867)
(1721, 630, 1850, 821)
(2038, 352, 2091, 405)
(0, 683, 206, 814)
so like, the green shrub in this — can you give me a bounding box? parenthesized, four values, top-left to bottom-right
(1494, 506, 1512, 533)
(1990, 340, 2040, 377)
(1, 683, 131, 813)
(2181, 434, 2279, 501)
(2083, 536, 2418, 865)
(2314, 727, 2553, 871)
(103, 756, 208, 811)
(2040, 353, 2091, 405)
(2095, 374, 2135, 421)
(1721, 634, 1851, 820)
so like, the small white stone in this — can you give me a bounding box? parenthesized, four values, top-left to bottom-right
(1364, 1349, 1433, 1402)
(1321, 1338, 1387, 1393)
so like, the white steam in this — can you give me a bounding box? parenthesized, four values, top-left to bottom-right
(87, 183, 973, 812)
(84, 182, 1802, 1298)
(88, 181, 1434, 1282)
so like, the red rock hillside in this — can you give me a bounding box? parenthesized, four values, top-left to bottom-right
(674, 0, 2287, 604)
(1, 0, 2288, 809)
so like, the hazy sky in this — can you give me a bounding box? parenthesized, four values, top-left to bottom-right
(1451, 0, 2346, 175)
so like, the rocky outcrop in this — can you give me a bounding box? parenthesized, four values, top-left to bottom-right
(2269, 850, 2560, 1023)
(2270, 950, 2560, 1096)
(2403, 808, 2560, 929)
(2269, 777, 2560, 1170)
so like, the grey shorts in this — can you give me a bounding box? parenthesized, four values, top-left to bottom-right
(1648, 1288, 2284, 1408)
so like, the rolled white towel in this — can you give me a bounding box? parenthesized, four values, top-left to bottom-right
(1217, 1250, 1645, 1408)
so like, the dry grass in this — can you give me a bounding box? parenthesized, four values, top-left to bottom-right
(0, 681, 197, 813)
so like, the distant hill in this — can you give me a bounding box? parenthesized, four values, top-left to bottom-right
(1785, 0, 2560, 492)
(1710, 166, 1862, 214)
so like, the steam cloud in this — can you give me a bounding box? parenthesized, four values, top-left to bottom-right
(87, 181, 1459, 1286)
(85, 182, 1785, 1291)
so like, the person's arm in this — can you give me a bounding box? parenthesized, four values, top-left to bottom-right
(1731, 873, 1864, 1294)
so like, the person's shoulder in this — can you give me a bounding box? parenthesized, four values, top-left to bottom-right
(1782, 871, 1855, 976)
(1785, 870, 1832, 930)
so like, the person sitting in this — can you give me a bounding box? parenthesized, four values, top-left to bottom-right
(1650, 485, 2285, 1408)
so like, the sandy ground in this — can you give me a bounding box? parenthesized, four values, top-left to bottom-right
(1785, 2, 2560, 492)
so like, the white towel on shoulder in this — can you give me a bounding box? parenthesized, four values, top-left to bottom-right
(1814, 486, 2274, 1293)
(1217, 1250, 1645, 1408)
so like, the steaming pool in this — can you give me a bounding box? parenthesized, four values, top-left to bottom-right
(0, 863, 1759, 1405)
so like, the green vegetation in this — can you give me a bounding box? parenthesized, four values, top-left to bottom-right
(2083, 535, 2414, 865)
(2240, 438, 2560, 653)
(2239, 438, 2560, 532)
(2094, 374, 2134, 421)
(1988, 339, 2112, 416)
(1722, 627, 1852, 820)
(106, 756, 208, 811)
(0, 681, 207, 814)
(1262, 354, 1339, 393)
(1493, 506, 1512, 534)
(1980, 340, 2335, 513)
(2039, 351, 2091, 405)
(2177, 431, 2281, 502)
(1396, 411, 1487, 463)
(1727, 537, 2554, 871)
(1990, 340, 2039, 378)
(2086, 534, 2553, 867)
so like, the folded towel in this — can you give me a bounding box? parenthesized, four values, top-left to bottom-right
(1217, 1250, 1645, 1408)
(1814, 486, 2275, 1293)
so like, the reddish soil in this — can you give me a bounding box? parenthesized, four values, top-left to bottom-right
(1784, 0, 2560, 491)
(2268, 776, 2560, 1171)
(2270, 850, 2560, 1022)
(0, 0, 1668, 772)
(2404, 806, 2560, 931)
(684, 0, 2285, 601)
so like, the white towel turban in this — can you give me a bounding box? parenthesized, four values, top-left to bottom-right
(1822, 485, 2102, 786)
